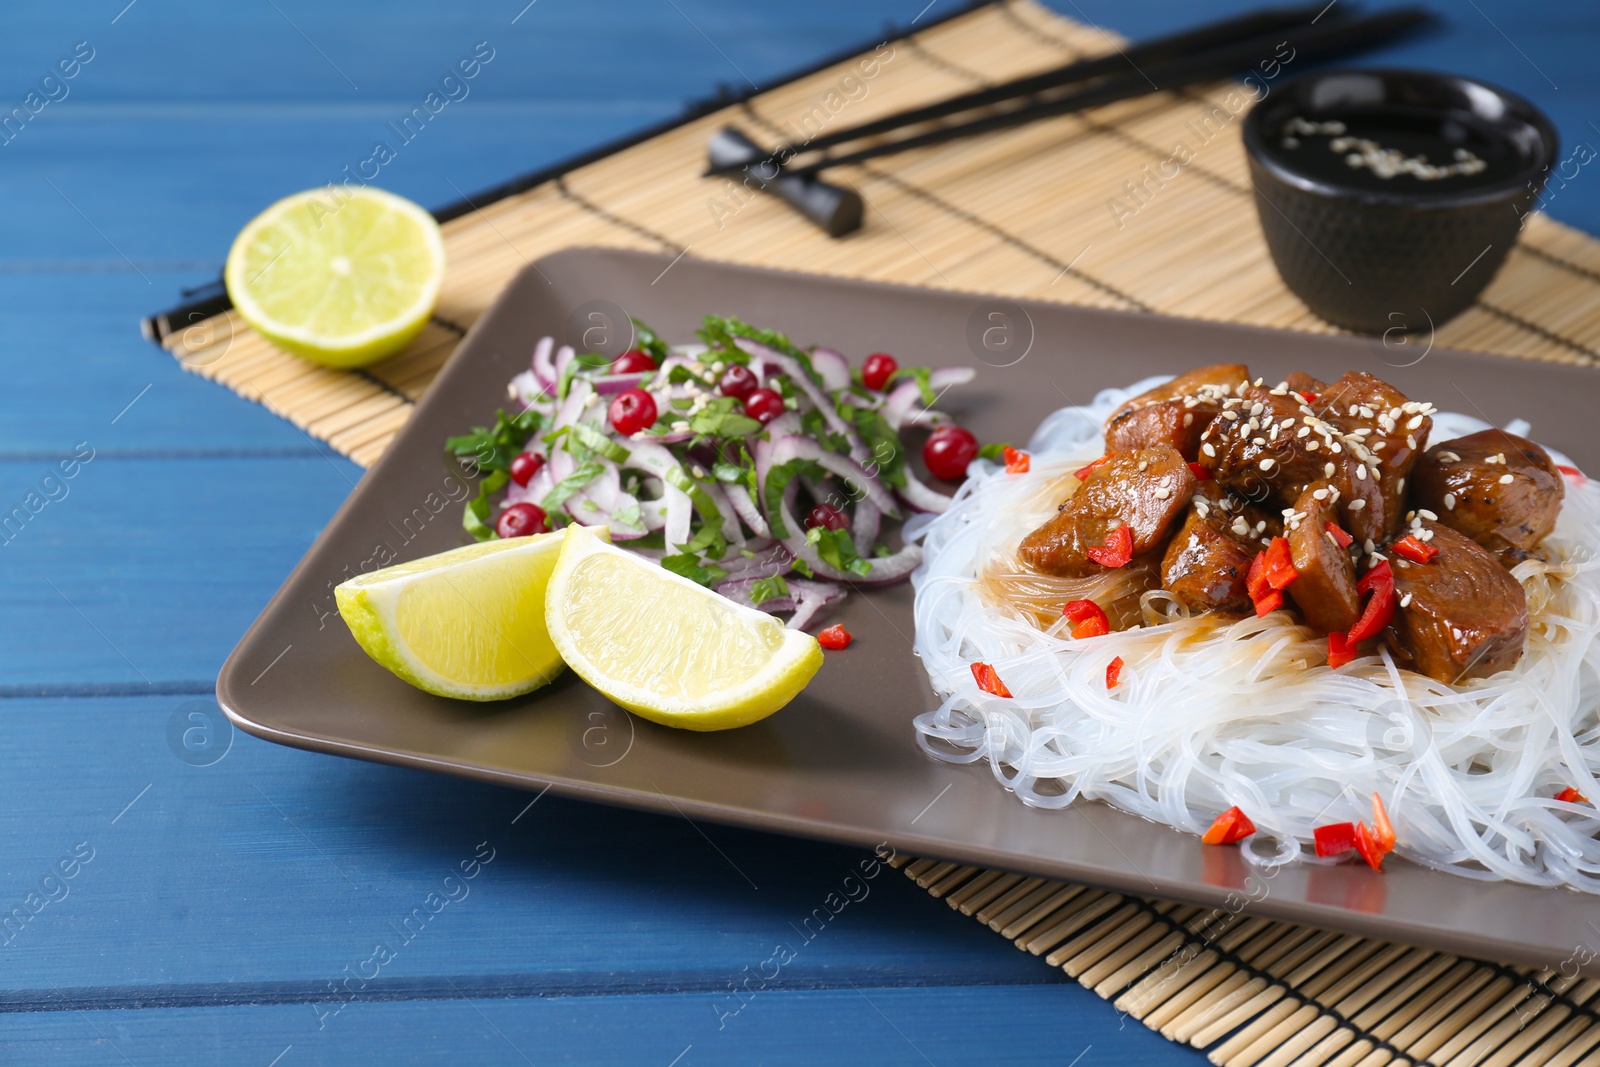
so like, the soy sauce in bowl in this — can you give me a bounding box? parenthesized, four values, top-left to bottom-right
(1242, 69, 1558, 334)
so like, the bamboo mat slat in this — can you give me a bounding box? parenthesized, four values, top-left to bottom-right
(156, 3, 1600, 1063)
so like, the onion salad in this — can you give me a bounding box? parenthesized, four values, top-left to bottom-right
(445, 316, 985, 631)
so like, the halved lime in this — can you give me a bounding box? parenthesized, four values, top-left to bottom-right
(225, 186, 445, 368)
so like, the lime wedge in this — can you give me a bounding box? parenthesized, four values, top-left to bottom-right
(544, 526, 822, 730)
(225, 186, 445, 368)
(335, 535, 565, 701)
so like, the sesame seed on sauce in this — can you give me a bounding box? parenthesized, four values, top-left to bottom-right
(1499, 473, 1515, 485)
(1444, 493, 1457, 510)
(1260, 458, 1276, 471)
(1349, 499, 1367, 511)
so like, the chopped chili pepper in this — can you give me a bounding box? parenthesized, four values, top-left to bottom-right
(1327, 632, 1357, 668)
(817, 624, 852, 650)
(1557, 464, 1585, 482)
(1188, 461, 1212, 481)
(1262, 536, 1298, 590)
(1003, 445, 1031, 474)
(1314, 821, 1359, 857)
(1347, 559, 1395, 645)
(970, 661, 1012, 698)
(1297, 390, 1319, 404)
(1201, 806, 1256, 845)
(1073, 616, 1110, 640)
(1392, 535, 1438, 564)
(1252, 589, 1284, 618)
(1074, 452, 1114, 480)
(1106, 656, 1124, 688)
(1353, 821, 1386, 870)
(1245, 551, 1270, 601)
(1556, 786, 1590, 804)
(1370, 792, 1396, 853)
(1085, 523, 1134, 568)
(1325, 521, 1353, 550)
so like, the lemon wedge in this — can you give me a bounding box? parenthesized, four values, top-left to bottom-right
(335, 535, 565, 701)
(225, 186, 445, 368)
(545, 525, 822, 730)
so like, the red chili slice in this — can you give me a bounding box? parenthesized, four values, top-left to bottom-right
(1314, 821, 1359, 857)
(1003, 446, 1031, 474)
(1062, 599, 1106, 626)
(1073, 452, 1114, 480)
(1252, 589, 1284, 618)
(1327, 631, 1357, 668)
(1392, 535, 1438, 564)
(1085, 524, 1134, 568)
(817, 624, 852, 650)
(1556, 786, 1590, 804)
(971, 662, 1012, 698)
(1325, 521, 1353, 550)
(1073, 616, 1110, 640)
(1245, 551, 1270, 601)
(1201, 806, 1256, 845)
(1188, 461, 1212, 481)
(1105, 656, 1124, 688)
(1370, 792, 1396, 854)
(1557, 464, 1585, 482)
(1262, 536, 1298, 590)
(1353, 821, 1386, 870)
(1297, 390, 1319, 403)
(1348, 560, 1396, 645)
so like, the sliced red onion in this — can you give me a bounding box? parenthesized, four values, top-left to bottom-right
(852, 498, 881, 557)
(532, 336, 556, 390)
(553, 379, 593, 431)
(700, 480, 745, 547)
(734, 338, 874, 466)
(883, 367, 975, 430)
(552, 344, 576, 385)
(897, 463, 955, 513)
(592, 372, 652, 395)
(810, 346, 851, 392)
(717, 542, 790, 581)
(724, 479, 769, 539)
(768, 434, 900, 518)
(786, 577, 848, 630)
(716, 578, 793, 615)
(764, 411, 801, 440)
(622, 440, 694, 549)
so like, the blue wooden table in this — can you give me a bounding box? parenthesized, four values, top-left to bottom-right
(1, 2, 1593, 1063)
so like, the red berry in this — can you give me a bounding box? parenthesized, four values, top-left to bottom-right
(497, 502, 549, 538)
(923, 425, 979, 481)
(862, 352, 898, 391)
(509, 451, 544, 487)
(611, 349, 656, 374)
(743, 388, 785, 425)
(805, 504, 847, 531)
(718, 363, 758, 400)
(609, 388, 658, 435)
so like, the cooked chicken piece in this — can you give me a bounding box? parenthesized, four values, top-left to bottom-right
(1283, 481, 1360, 634)
(1312, 372, 1432, 539)
(1282, 371, 1326, 399)
(1019, 447, 1196, 576)
(1410, 429, 1563, 565)
(1104, 363, 1250, 460)
(1386, 521, 1528, 682)
(1160, 488, 1257, 613)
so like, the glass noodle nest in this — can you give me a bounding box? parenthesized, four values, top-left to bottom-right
(908, 378, 1600, 891)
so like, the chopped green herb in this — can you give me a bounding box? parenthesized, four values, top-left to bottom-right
(749, 575, 790, 605)
(808, 525, 873, 577)
(660, 552, 727, 587)
(540, 462, 605, 512)
(978, 442, 1013, 462)
(889, 365, 937, 407)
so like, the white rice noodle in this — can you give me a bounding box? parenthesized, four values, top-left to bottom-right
(910, 378, 1600, 891)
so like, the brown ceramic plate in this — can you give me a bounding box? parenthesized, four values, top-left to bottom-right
(218, 247, 1600, 976)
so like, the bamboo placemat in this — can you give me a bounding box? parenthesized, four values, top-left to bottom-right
(149, 2, 1600, 1062)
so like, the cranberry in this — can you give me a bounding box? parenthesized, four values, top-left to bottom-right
(862, 352, 898, 391)
(611, 349, 657, 374)
(509, 450, 545, 487)
(718, 363, 758, 400)
(609, 388, 658, 435)
(805, 504, 848, 531)
(497, 502, 550, 538)
(743, 388, 785, 425)
(923, 425, 979, 481)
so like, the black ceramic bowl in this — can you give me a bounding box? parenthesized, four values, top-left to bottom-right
(1242, 68, 1558, 334)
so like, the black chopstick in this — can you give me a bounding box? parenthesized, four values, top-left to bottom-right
(776, 6, 1433, 178)
(704, 2, 1339, 177)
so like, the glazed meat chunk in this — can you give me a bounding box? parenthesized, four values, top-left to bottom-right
(1160, 488, 1257, 613)
(1410, 430, 1563, 565)
(1104, 363, 1249, 460)
(1386, 521, 1528, 682)
(1282, 371, 1326, 399)
(1313, 371, 1433, 539)
(1195, 380, 1387, 543)
(1019, 447, 1196, 576)
(1283, 481, 1360, 634)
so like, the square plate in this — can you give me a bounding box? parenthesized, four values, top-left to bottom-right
(220, 247, 1600, 976)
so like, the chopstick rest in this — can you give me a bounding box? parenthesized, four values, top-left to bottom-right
(705, 126, 863, 237)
